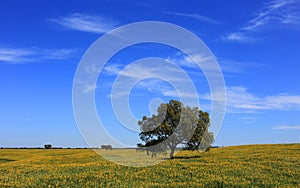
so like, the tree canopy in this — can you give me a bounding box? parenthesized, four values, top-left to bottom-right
(137, 99, 213, 158)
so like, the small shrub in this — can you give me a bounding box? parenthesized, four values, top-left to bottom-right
(44, 144, 52, 149)
(101, 145, 112, 150)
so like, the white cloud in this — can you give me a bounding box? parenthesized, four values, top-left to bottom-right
(166, 53, 221, 72)
(102, 60, 201, 101)
(0, 47, 76, 64)
(82, 84, 97, 94)
(99, 55, 299, 114)
(39, 49, 76, 60)
(102, 64, 123, 75)
(221, 32, 248, 42)
(241, 0, 298, 31)
(204, 86, 300, 113)
(101, 55, 261, 104)
(103, 61, 184, 82)
(0, 48, 35, 62)
(49, 13, 118, 34)
(167, 52, 259, 75)
(100, 52, 255, 82)
(272, 125, 300, 130)
(102, 61, 300, 113)
(137, 79, 197, 99)
(223, 0, 300, 41)
(164, 11, 218, 24)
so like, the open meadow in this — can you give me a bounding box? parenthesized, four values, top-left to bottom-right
(0, 144, 299, 187)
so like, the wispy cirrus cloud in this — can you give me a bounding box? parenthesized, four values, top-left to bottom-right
(0, 48, 35, 62)
(204, 86, 300, 113)
(241, 0, 299, 31)
(49, 13, 118, 34)
(82, 84, 97, 94)
(102, 64, 123, 76)
(166, 53, 214, 69)
(101, 60, 300, 113)
(166, 52, 261, 75)
(101, 59, 200, 102)
(164, 11, 218, 24)
(137, 84, 300, 113)
(101, 52, 256, 78)
(223, 0, 300, 41)
(272, 125, 300, 130)
(223, 32, 247, 42)
(102, 61, 186, 83)
(98, 52, 299, 113)
(0, 47, 77, 64)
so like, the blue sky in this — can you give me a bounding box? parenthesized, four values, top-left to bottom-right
(1, 0, 300, 147)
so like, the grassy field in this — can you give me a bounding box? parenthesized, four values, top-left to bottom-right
(0, 144, 299, 187)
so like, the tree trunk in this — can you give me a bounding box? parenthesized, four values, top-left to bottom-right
(170, 148, 175, 159)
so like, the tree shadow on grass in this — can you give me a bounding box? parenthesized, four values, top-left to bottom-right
(162, 155, 203, 160)
(0, 158, 16, 164)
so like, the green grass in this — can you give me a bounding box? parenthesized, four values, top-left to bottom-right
(0, 144, 299, 187)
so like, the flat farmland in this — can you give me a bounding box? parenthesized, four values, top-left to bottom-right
(0, 144, 299, 187)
